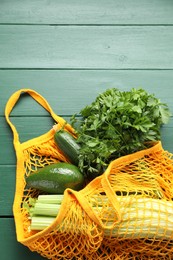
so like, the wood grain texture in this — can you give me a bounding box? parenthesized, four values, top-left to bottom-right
(0, 0, 173, 25)
(1, 1, 173, 259)
(0, 26, 173, 69)
(0, 218, 44, 259)
(0, 166, 15, 215)
(1, 70, 173, 116)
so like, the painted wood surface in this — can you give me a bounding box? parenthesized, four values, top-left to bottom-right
(1, 70, 173, 115)
(0, 1, 173, 259)
(0, 0, 173, 25)
(0, 26, 173, 69)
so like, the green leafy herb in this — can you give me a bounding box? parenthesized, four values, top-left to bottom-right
(71, 88, 171, 179)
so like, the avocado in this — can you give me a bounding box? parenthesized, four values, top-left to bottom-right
(26, 162, 85, 194)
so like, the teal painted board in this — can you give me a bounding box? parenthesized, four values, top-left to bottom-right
(0, 166, 15, 216)
(0, 26, 173, 69)
(0, 219, 45, 260)
(161, 122, 173, 153)
(0, 115, 61, 164)
(0, 0, 173, 259)
(1, 70, 173, 116)
(0, 0, 173, 25)
(0, 116, 70, 165)
(0, 116, 16, 165)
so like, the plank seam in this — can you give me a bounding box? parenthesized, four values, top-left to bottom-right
(0, 23, 173, 26)
(1, 68, 173, 71)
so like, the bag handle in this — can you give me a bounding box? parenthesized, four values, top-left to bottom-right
(5, 88, 67, 144)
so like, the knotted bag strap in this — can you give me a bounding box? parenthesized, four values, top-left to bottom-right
(5, 88, 69, 145)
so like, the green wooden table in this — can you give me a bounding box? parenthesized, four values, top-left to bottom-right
(0, 1, 173, 259)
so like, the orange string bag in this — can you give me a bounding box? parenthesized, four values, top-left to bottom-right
(5, 89, 173, 260)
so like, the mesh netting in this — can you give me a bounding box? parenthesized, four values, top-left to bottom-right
(13, 127, 173, 260)
(6, 89, 173, 260)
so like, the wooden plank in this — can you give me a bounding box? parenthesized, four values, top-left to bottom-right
(1, 70, 173, 116)
(1, 115, 173, 165)
(0, 0, 173, 25)
(1, 1, 173, 259)
(161, 123, 173, 153)
(0, 218, 44, 259)
(0, 166, 15, 216)
(0, 116, 70, 166)
(0, 26, 173, 69)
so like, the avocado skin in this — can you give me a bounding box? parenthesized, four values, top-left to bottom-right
(26, 162, 85, 194)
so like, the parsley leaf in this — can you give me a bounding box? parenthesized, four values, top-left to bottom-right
(71, 88, 171, 180)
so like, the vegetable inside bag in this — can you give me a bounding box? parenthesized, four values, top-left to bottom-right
(5, 89, 173, 260)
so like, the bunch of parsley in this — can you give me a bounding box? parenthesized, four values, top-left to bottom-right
(71, 88, 171, 180)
